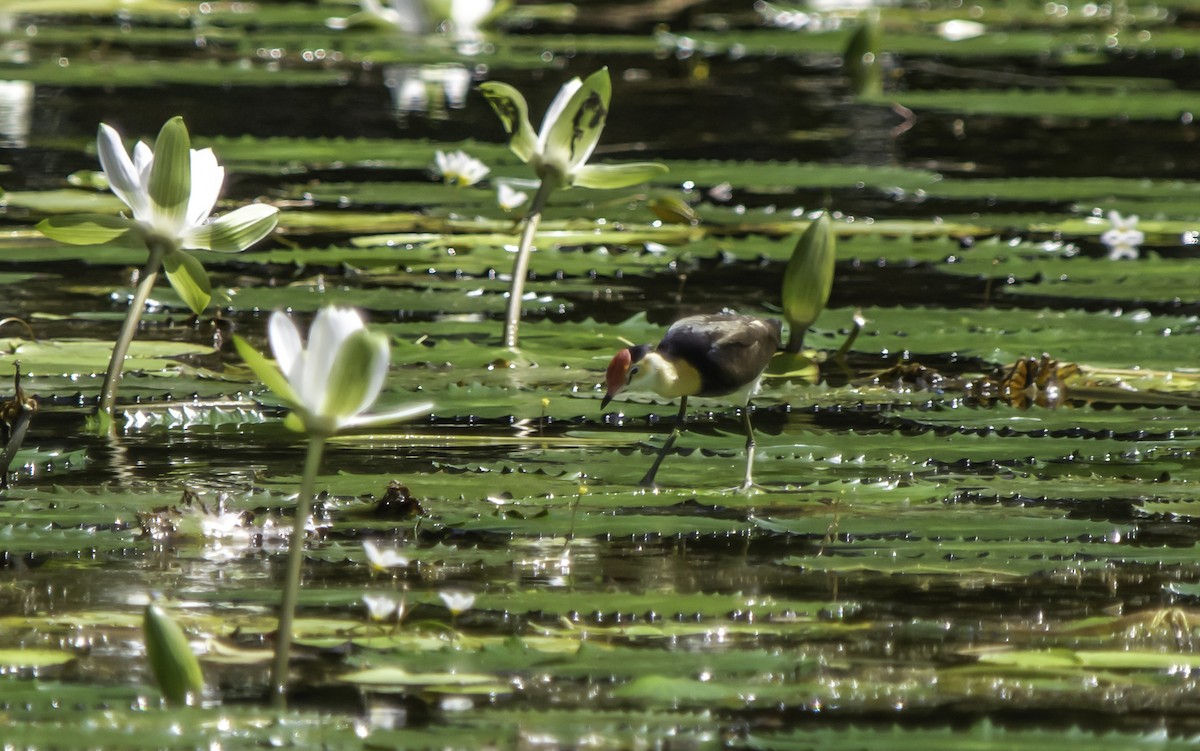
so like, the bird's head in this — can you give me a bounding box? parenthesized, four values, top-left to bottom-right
(601, 344, 652, 409)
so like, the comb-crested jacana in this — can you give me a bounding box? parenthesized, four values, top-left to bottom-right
(601, 313, 782, 488)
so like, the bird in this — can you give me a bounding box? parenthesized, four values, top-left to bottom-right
(601, 313, 782, 489)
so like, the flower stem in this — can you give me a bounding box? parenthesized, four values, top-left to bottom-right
(270, 435, 326, 708)
(97, 239, 169, 421)
(503, 180, 556, 349)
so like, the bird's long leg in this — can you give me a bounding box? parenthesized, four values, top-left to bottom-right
(740, 401, 758, 491)
(640, 396, 688, 488)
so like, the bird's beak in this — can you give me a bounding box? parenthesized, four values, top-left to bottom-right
(601, 390, 614, 410)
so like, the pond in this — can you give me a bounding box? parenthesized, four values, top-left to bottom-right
(2, 0, 1200, 748)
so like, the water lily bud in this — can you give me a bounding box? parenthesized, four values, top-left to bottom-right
(845, 11, 883, 98)
(143, 603, 204, 706)
(649, 195, 700, 225)
(782, 212, 837, 353)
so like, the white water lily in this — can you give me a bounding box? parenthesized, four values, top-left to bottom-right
(479, 68, 668, 347)
(1100, 210, 1144, 260)
(362, 540, 410, 572)
(38, 117, 279, 315)
(235, 306, 432, 704)
(480, 67, 667, 191)
(438, 590, 476, 615)
(435, 149, 490, 186)
(496, 182, 529, 211)
(36, 116, 280, 422)
(362, 593, 402, 621)
(235, 306, 433, 437)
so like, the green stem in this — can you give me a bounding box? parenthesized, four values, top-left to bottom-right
(0, 407, 33, 490)
(97, 239, 169, 420)
(503, 180, 556, 349)
(784, 326, 807, 354)
(270, 435, 326, 708)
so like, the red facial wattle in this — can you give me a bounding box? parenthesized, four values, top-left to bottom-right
(600, 348, 632, 409)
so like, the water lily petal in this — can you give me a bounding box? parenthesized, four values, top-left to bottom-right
(133, 140, 154, 178)
(565, 68, 611, 169)
(343, 401, 434, 430)
(542, 69, 610, 177)
(268, 311, 305, 390)
(186, 148, 224, 228)
(571, 161, 668, 190)
(146, 117, 193, 235)
(162, 249, 212, 315)
(36, 214, 141, 246)
(234, 332, 301, 408)
(479, 81, 538, 163)
(352, 329, 392, 417)
(182, 203, 279, 252)
(537, 76, 582, 152)
(320, 328, 388, 425)
(96, 123, 149, 218)
(303, 307, 364, 408)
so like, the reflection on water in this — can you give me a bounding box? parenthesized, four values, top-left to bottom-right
(328, 0, 493, 44)
(385, 64, 474, 119)
(0, 80, 32, 148)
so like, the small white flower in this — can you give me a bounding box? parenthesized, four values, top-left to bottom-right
(497, 182, 529, 211)
(362, 540, 410, 572)
(1100, 210, 1144, 260)
(937, 20, 986, 41)
(438, 590, 476, 615)
(435, 149, 490, 187)
(362, 593, 401, 621)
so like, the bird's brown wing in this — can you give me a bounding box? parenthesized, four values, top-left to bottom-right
(658, 315, 782, 396)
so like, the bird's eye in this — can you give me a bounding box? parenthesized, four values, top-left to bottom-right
(627, 365, 640, 381)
